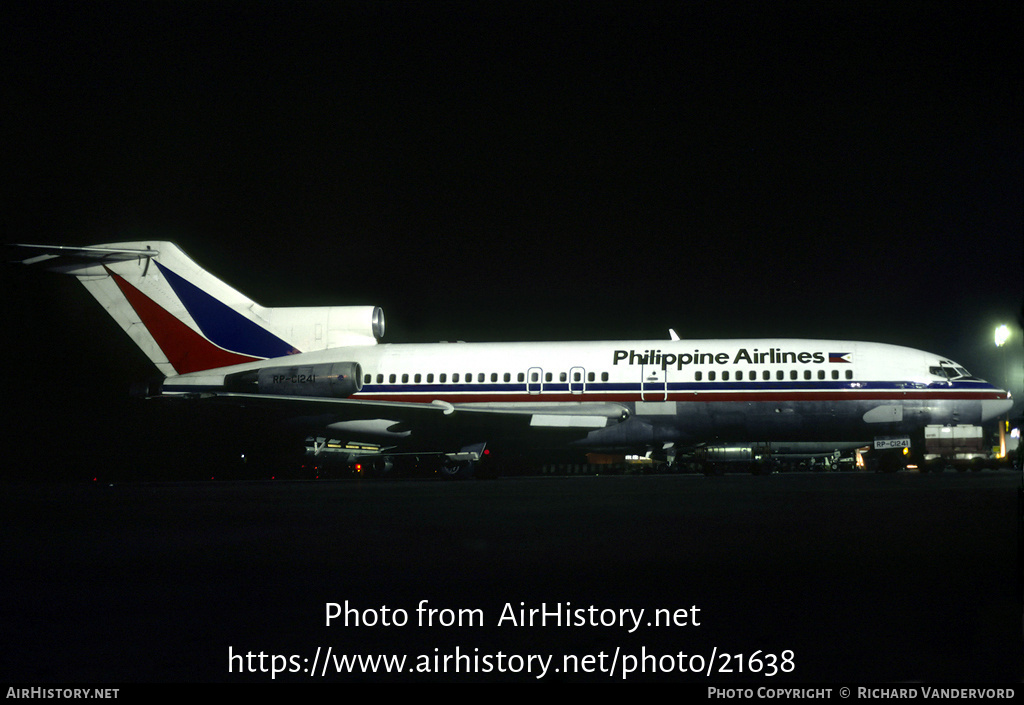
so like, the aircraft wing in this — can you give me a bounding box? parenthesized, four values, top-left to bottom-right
(182, 392, 627, 426)
(162, 391, 629, 447)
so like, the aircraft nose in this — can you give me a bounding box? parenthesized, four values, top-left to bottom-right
(980, 397, 1014, 422)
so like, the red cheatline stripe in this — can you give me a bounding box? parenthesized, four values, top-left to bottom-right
(353, 390, 1007, 403)
(107, 267, 261, 374)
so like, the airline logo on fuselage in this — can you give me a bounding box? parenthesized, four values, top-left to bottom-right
(612, 348, 831, 371)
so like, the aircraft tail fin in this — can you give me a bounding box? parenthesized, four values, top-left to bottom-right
(13, 242, 383, 377)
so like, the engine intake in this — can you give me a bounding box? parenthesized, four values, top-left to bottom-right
(224, 362, 362, 398)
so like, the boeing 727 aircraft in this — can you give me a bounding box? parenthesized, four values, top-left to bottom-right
(13, 241, 1013, 476)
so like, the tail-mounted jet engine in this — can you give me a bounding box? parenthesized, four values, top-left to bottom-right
(224, 362, 362, 398)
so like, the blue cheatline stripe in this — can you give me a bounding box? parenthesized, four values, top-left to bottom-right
(356, 380, 997, 395)
(156, 261, 299, 359)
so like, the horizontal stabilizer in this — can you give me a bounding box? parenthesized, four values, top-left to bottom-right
(12, 244, 159, 272)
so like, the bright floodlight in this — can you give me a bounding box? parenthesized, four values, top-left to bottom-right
(995, 324, 1010, 347)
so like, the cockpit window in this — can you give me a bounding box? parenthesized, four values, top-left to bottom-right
(932, 363, 980, 381)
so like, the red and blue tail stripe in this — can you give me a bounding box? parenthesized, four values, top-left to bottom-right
(107, 263, 298, 375)
(155, 261, 299, 360)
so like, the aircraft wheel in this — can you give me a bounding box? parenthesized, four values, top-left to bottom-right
(367, 457, 395, 477)
(439, 460, 476, 480)
(877, 453, 902, 473)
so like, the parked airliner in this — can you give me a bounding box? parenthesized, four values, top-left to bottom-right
(13, 242, 1012, 476)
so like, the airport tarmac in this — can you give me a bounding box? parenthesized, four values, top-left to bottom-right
(3, 471, 1023, 683)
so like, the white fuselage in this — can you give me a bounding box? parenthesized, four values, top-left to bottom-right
(164, 337, 1012, 450)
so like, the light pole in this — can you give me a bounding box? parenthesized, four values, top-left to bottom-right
(995, 324, 1010, 459)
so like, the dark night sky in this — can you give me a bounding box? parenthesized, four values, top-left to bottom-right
(2, 1, 1022, 470)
